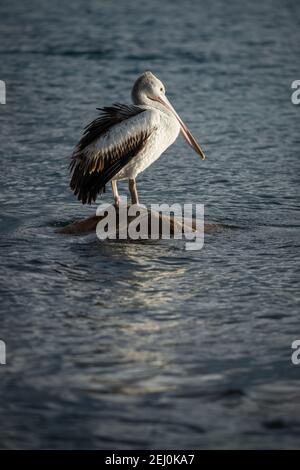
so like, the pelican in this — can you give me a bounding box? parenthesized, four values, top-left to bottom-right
(70, 71, 206, 205)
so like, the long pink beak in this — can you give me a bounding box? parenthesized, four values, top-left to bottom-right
(152, 95, 206, 160)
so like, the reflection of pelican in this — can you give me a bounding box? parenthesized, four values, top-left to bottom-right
(95, 242, 188, 309)
(70, 71, 206, 206)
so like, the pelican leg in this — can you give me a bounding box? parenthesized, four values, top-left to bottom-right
(129, 178, 139, 205)
(111, 180, 120, 207)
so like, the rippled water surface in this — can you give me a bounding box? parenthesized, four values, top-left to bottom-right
(0, 0, 299, 449)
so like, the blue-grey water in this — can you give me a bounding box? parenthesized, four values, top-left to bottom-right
(0, 0, 299, 450)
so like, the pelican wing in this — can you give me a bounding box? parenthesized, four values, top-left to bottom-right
(70, 104, 158, 204)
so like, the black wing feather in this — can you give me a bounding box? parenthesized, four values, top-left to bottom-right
(69, 104, 151, 204)
(77, 104, 145, 152)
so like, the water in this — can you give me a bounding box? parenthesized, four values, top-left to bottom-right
(0, 0, 299, 449)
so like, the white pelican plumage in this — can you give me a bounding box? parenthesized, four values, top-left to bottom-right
(70, 71, 206, 205)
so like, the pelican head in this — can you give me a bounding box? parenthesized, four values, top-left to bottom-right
(132, 71, 206, 160)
